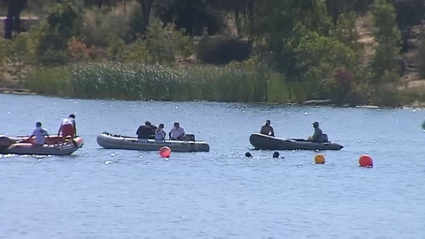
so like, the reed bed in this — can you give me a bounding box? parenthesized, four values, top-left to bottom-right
(26, 62, 311, 103)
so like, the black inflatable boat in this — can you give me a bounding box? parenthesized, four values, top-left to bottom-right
(249, 133, 343, 151)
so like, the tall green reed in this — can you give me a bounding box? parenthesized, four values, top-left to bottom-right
(26, 61, 310, 103)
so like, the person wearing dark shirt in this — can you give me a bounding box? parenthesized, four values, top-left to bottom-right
(308, 122, 324, 142)
(136, 121, 155, 139)
(260, 120, 275, 136)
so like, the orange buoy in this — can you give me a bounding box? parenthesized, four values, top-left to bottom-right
(359, 154, 373, 167)
(159, 146, 171, 158)
(314, 154, 325, 164)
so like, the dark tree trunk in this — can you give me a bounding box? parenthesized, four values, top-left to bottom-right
(4, 0, 27, 39)
(13, 13, 21, 33)
(247, 0, 254, 45)
(4, 6, 14, 39)
(139, 0, 155, 34)
(332, 0, 338, 28)
(325, 0, 339, 28)
(234, 6, 240, 38)
(401, 29, 411, 53)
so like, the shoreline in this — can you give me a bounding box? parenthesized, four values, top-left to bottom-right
(0, 87, 36, 95)
(1, 87, 424, 110)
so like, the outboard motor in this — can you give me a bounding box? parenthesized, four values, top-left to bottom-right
(0, 136, 13, 154)
(184, 134, 195, 141)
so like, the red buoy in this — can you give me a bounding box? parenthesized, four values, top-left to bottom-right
(159, 146, 171, 158)
(359, 154, 373, 167)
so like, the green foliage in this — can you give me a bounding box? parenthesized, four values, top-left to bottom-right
(46, 1, 81, 40)
(26, 65, 71, 95)
(26, 59, 311, 103)
(34, 1, 82, 65)
(334, 12, 361, 50)
(370, 84, 401, 107)
(370, 0, 401, 85)
(329, 67, 359, 105)
(170, 28, 194, 60)
(291, 25, 359, 100)
(105, 23, 194, 64)
(122, 39, 151, 62)
(107, 34, 126, 59)
(0, 33, 32, 83)
(0, 38, 8, 68)
(4, 0, 425, 107)
(145, 22, 175, 64)
(128, 2, 145, 40)
(196, 37, 251, 65)
(81, 5, 133, 46)
(252, 0, 334, 77)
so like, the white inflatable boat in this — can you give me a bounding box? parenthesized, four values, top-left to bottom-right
(97, 132, 210, 152)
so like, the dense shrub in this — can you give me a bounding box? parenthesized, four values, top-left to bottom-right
(32, 1, 82, 65)
(197, 37, 251, 65)
(369, 0, 401, 84)
(329, 67, 359, 105)
(81, 3, 133, 46)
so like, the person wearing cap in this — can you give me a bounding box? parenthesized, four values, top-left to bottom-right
(137, 121, 155, 139)
(169, 122, 185, 140)
(308, 122, 324, 142)
(260, 120, 275, 136)
(25, 122, 49, 146)
(58, 114, 77, 142)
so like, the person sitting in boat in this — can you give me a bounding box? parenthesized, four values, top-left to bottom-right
(308, 122, 327, 143)
(260, 120, 275, 136)
(151, 124, 158, 137)
(169, 121, 185, 140)
(25, 122, 49, 146)
(58, 114, 76, 142)
(137, 121, 155, 139)
(155, 123, 166, 140)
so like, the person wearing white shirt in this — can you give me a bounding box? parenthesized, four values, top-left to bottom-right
(155, 123, 166, 140)
(169, 121, 185, 140)
(58, 114, 76, 142)
(25, 122, 49, 146)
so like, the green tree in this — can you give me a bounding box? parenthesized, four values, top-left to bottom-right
(393, 0, 425, 52)
(253, 0, 333, 78)
(34, 1, 82, 64)
(370, 0, 401, 84)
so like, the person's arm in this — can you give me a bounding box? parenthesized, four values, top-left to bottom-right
(136, 126, 141, 136)
(169, 129, 173, 139)
(270, 128, 275, 136)
(57, 124, 62, 136)
(25, 130, 36, 142)
(312, 129, 320, 141)
(73, 121, 77, 137)
(24, 135, 34, 142)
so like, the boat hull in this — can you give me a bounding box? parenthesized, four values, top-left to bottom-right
(249, 133, 343, 151)
(2, 136, 84, 155)
(97, 132, 210, 152)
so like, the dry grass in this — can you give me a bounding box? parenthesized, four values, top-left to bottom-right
(355, 12, 377, 66)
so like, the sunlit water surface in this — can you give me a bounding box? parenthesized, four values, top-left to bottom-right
(1, 94, 425, 239)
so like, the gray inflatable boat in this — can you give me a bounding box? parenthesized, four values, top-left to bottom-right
(249, 133, 343, 151)
(97, 132, 210, 152)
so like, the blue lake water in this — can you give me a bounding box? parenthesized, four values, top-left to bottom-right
(1, 93, 425, 239)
